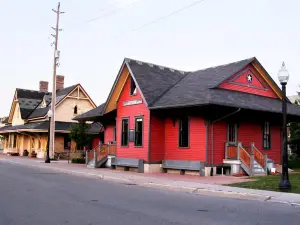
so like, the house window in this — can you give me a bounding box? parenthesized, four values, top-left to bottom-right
(74, 105, 78, 114)
(121, 118, 129, 146)
(228, 124, 237, 143)
(130, 77, 137, 96)
(134, 117, 143, 146)
(263, 122, 271, 149)
(179, 117, 189, 148)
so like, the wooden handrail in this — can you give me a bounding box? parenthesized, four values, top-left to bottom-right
(252, 144, 267, 174)
(238, 145, 251, 169)
(86, 143, 117, 165)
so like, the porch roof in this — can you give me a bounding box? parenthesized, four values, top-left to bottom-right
(150, 88, 300, 117)
(73, 103, 106, 121)
(0, 121, 102, 134)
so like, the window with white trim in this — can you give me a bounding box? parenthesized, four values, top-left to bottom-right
(134, 117, 143, 146)
(121, 119, 129, 146)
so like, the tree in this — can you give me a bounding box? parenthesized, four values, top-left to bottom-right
(69, 123, 91, 150)
(289, 100, 300, 157)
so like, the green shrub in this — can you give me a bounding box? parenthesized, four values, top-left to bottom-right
(71, 158, 85, 164)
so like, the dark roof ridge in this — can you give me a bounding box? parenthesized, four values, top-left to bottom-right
(125, 57, 187, 75)
(16, 88, 50, 94)
(192, 57, 256, 74)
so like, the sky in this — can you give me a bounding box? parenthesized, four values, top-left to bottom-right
(0, 0, 299, 117)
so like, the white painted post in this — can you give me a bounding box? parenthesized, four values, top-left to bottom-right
(94, 150, 97, 168)
(264, 155, 268, 175)
(250, 142, 255, 154)
(237, 142, 242, 160)
(225, 142, 228, 159)
(250, 154, 255, 176)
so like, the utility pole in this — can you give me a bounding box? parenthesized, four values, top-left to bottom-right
(49, 2, 65, 158)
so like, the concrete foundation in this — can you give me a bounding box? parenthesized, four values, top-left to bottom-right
(223, 159, 242, 175)
(106, 155, 116, 168)
(144, 164, 162, 173)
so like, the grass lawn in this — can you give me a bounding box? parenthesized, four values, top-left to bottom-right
(228, 173, 300, 194)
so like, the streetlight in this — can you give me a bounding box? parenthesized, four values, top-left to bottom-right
(278, 62, 291, 190)
(45, 109, 53, 163)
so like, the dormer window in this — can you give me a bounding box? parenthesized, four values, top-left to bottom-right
(130, 77, 137, 96)
(74, 105, 78, 114)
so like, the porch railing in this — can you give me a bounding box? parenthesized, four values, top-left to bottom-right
(225, 143, 238, 159)
(225, 142, 268, 176)
(238, 143, 252, 169)
(251, 143, 268, 174)
(86, 143, 117, 166)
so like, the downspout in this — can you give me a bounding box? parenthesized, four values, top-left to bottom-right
(210, 108, 241, 168)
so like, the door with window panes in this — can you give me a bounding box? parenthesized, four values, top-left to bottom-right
(227, 123, 238, 145)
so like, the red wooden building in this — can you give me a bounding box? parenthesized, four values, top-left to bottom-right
(75, 57, 300, 176)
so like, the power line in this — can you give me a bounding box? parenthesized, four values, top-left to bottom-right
(87, 0, 146, 23)
(95, 0, 133, 13)
(114, 0, 206, 38)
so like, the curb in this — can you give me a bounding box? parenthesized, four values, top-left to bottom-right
(1, 158, 299, 206)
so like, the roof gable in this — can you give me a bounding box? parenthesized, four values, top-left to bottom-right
(218, 64, 279, 99)
(27, 84, 96, 121)
(103, 58, 187, 114)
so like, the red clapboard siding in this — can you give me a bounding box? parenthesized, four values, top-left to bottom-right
(208, 122, 227, 165)
(238, 123, 281, 164)
(116, 77, 149, 161)
(164, 117, 206, 161)
(150, 116, 165, 162)
(105, 124, 115, 144)
(219, 65, 277, 99)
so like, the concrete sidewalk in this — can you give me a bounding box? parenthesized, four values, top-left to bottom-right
(1, 154, 300, 206)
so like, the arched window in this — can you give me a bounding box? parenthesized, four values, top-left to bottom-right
(74, 105, 78, 114)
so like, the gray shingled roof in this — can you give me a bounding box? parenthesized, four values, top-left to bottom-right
(74, 57, 300, 121)
(0, 121, 101, 134)
(27, 107, 50, 119)
(209, 89, 300, 116)
(14, 85, 78, 120)
(151, 58, 255, 108)
(73, 103, 106, 121)
(126, 59, 187, 106)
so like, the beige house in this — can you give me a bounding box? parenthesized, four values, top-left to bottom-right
(0, 117, 8, 150)
(0, 76, 100, 158)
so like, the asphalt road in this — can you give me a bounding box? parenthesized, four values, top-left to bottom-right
(0, 161, 299, 225)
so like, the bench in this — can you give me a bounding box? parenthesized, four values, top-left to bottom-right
(162, 160, 205, 176)
(111, 158, 144, 173)
(7, 152, 19, 156)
